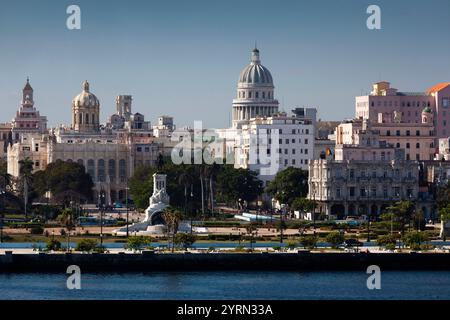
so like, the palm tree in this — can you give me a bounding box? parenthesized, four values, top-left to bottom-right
(19, 158, 33, 219)
(162, 207, 183, 252)
(178, 167, 195, 233)
(58, 208, 75, 252)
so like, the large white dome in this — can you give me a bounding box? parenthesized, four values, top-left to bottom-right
(72, 80, 100, 108)
(238, 48, 273, 85)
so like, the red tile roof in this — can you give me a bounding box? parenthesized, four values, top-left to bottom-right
(427, 82, 450, 94)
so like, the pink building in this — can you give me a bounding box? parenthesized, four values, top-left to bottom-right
(355, 81, 450, 141)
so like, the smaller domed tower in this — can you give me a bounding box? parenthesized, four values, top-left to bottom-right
(71, 81, 100, 133)
(421, 106, 433, 124)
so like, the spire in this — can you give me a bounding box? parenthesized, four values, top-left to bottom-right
(23, 77, 33, 91)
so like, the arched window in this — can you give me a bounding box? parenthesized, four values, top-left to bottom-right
(79, 113, 82, 125)
(98, 159, 105, 182)
(108, 159, 116, 182)
(416, 143, 420, 149)
(92, 114, 95, 124)
(87, 159, 95, 181)
(77, 159, 84, 167)
(119, 159, 126, 182)
(85, 113, 89, 124)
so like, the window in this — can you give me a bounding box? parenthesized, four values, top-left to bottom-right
(360, 188, 367, 197)
(416, 143, 420, 148)
(396, 130, 400, 136)
(336, 188, 341, 198)
(305, 139, 309, 144)
(386, 130, 390, 136)
(108, 159, 116, 182)
(97, 159, 105, 182)
(416, 130, 420, 136)
(349, 187, 355, 197)
(406, 143, 410, 149)
(443, 98, 449, 107)
(406, 130, 410, 136)
(305, 149, 308, 155)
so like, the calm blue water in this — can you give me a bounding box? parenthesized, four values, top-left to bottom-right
(0, 271, 449, 300)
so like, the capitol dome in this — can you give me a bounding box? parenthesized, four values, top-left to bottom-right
(72, 80, 100, 108)
(238, 48, 273, 85)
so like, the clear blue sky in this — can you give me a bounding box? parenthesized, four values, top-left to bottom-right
(1, 0, 450, 128)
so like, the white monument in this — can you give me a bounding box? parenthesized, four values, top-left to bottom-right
(115, 173, 170, 235)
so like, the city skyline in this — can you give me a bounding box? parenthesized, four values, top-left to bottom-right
(1, 0, 450, 128)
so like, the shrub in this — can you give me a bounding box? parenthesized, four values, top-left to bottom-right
(403, 231, 429, 248)
(377, 234, 397, 248)
(30, 226, 44, 235)
(286, 241, 297, 249)
(174, 233, 197, 250)
(326, 231, 345, 249)
(46, 239, 61, 251)
(76, 239, 101, 252)
(300, 235, 318, 249)
(125, 236, 151, 252)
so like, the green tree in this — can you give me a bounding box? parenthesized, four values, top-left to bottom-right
(265, 167, 308, 208)
(383, 201, 414, 236)
(291, 197, 314, 217)
(326, 231, 345, 249)
(216, 166, 263, 208)
(33, 160, 93, 207)
(128, 165, 156, 210)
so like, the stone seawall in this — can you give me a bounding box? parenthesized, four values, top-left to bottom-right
(1, 252, 450, 272)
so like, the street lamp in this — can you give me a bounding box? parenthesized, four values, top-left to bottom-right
(125, 182, 129, 238)
(0, 190, 6, 243)
(98, 189, 106, 246)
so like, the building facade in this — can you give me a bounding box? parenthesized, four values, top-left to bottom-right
(308, 159, 424, 219)
(8, 81, 161, 204)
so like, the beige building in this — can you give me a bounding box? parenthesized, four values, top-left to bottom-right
(8, 81, 161, 205)
(308, 159, 423, 219)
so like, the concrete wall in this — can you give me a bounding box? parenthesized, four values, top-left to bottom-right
(1, 252, 449, 272)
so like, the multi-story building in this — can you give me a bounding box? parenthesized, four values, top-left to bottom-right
(336, 107, 436, 161)
(308, 159, 423, 219)
(355, 81, 450, 141)
(235, 113, 314, 186)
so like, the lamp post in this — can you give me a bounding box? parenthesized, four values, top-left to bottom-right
(98, 189, 105, 246)
(125, 183, 129, 238)
(0, 190, 5, 243)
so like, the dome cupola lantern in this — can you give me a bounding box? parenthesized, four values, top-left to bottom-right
(71, 80, 100, 133)
(232, 47, 279, 128)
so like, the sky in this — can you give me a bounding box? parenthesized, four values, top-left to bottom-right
(1, 0, 450, 129)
